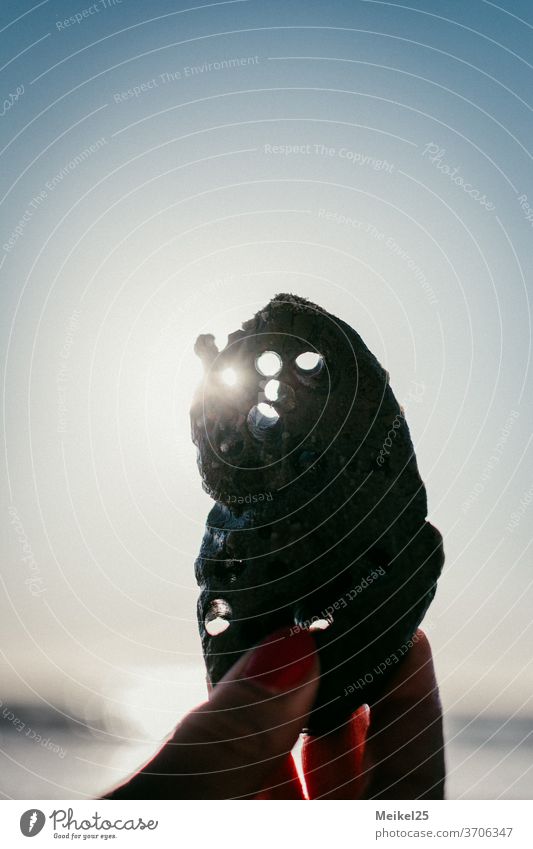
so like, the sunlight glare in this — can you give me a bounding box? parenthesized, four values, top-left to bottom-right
(221, 367, 238, 387)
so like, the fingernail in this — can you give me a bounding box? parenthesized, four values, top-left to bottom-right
(241, 627, 317, 693)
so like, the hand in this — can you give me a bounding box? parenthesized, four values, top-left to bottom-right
(300, 629, 446, 799)
(103, 627, 319, 799)
(103, 627, 444, 799)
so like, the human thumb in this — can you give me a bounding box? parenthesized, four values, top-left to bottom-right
(105, 627, 319, 799)
(172, 626, 320, 798)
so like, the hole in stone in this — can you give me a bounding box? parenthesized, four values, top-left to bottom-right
(205, 617, 230, 636)
(247, 403, 280, 440)
(257, 402, 279, 420)
(205, 599, 232, 636)
(295, 351, 324, 374)
(256, 351, 282, 377)
(308, 617, 332, 632)
(220, 367, 238, 387)
(264, 379, 280, 402)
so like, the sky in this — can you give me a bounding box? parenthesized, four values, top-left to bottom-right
(1, 0, 532, 794)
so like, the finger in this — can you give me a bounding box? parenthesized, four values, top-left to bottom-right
(363, 629, 445, 799)
(104, 627, 319, 800)
(175, 627, 319, 799)
(255, 752, 305, 799)
(302, 705, 370, 799)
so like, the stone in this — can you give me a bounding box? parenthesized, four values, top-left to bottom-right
(191, 294, 444, 731)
